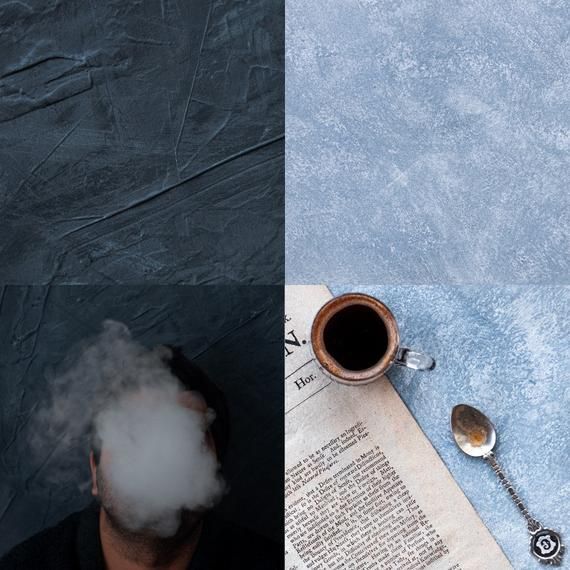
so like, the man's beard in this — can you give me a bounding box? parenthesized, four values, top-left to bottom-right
(96, 466, 205, 562)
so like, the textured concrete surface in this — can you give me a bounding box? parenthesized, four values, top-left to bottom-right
(332, 284, 569, 569)
(287, 1, 569, 284)
(0, 0, 284, 284)
(0, 285, 283, 556)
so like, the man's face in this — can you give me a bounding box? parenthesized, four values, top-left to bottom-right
(90, 390, 216, 540)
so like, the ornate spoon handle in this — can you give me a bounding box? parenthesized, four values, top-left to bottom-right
(484, 451, 564, 566)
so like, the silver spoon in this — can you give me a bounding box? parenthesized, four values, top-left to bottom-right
(451, 404, 564, 566)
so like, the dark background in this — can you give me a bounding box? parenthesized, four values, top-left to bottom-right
(0, 285, 283, 556)
(0, 0, 284, 284)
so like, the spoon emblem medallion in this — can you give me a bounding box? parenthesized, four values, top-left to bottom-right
(530, 528, 564, 566)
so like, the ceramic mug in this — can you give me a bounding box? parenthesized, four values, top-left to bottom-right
(311, 292, 435, 386)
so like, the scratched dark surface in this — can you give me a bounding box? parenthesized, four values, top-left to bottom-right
(0, 285, 283, 555)
(0, 0, 284, 284)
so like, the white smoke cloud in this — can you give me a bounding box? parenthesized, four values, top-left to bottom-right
(31, 320, 225, 536)
(95, 384, 224, 536)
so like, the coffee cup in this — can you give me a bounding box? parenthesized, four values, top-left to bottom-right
(311, 292, 435, 386)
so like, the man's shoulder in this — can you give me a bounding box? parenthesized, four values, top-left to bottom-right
(0, 509, 83, 569)
(201, 515, 282, 569)
(234, 527, 282, 568)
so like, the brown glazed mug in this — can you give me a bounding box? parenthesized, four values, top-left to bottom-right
(311, 293, 435, 386)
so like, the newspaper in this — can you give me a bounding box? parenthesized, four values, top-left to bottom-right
(285, 285, 512, 570)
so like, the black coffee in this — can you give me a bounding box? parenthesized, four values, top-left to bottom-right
(322, 304, 388, 371)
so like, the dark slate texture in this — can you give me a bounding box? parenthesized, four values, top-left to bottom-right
(0, 0, 284, 284)
(0, 285, 283, 556)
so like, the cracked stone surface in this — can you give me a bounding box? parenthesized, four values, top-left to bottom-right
(0, 0, 284, 284)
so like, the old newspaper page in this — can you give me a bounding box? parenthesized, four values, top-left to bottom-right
(285, 285, 511, 570)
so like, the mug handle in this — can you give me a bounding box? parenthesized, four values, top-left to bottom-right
(394, 347, 435, 370)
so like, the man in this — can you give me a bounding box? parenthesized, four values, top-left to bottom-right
(0, 348, 281, 569)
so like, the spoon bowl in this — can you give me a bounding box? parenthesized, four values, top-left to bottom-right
(451, 404, 496, 457)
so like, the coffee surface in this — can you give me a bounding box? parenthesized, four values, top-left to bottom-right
(323, 304, 388, 371)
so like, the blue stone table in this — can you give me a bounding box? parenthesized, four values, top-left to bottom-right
(287, 1, 569, 284)
(331, 285, 568, 569)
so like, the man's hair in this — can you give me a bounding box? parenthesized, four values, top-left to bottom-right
(167, 346, 230, 462)
(91, 347, 230, 466)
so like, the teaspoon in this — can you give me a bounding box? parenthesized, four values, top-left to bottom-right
(451, 404, 564, 566)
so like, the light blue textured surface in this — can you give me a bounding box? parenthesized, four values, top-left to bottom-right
(287, 1, 569, 284)
(331, 285, 569, 569)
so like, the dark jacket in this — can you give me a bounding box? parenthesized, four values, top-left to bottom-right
(0, 503, 282, 569)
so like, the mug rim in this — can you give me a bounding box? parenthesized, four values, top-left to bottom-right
(311, 292, 400, 384)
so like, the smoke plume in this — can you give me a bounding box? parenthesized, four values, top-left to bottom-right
(31, 320, 225, 536)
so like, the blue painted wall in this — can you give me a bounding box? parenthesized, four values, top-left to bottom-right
(287, 1, 568, 284)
